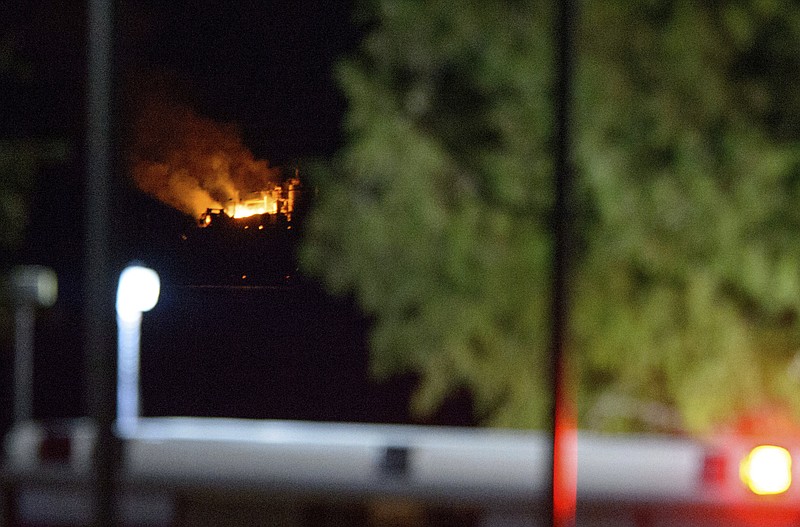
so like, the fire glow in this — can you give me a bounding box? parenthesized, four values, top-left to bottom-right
(198, 178, 301, 228)
(231, 193, 276, 218)
(227, 181, 299, 219)
(128, 87, 292, 222)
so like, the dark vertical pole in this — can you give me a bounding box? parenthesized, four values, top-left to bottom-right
(86, 1, 119, 526)
(12, 303, 35, 423)
(549, 0, 577, 527)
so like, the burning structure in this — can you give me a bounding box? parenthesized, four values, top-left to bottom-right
(125, 84, 308, 284)
(127, 83, 302, 229)
(198, 176, 302, 229)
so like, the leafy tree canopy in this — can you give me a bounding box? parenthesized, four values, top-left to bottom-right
(302, 0, 800, 433)
(0, 30, 70, 255)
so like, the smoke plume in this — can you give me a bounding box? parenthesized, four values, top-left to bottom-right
(128, 86, 280, 218)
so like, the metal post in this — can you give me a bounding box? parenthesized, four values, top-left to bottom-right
(10, 265, 57, 424)
(86, 1, 119, 525)
(549, 0, 577, 526)
(12, 303, 35, 423)
(116, 312, 142, 437)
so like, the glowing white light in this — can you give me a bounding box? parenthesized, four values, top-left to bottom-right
(740, 445, 792, 495)
(116, 265, 160, 436)
(116, 266, 160, 322)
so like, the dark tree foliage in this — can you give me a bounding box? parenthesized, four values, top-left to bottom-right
(303, 0, 800, 432)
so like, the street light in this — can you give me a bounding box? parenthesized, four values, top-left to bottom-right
(10, 265, 58, 423)
(115, 264, 160, 436)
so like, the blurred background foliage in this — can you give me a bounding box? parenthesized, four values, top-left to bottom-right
(302, 0, 800, 433)
(0, 27, 70, 339)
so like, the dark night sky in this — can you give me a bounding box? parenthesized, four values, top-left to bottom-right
(119, 1, 360, 163)
(7, 0, 363, 266)
(6, 1, 365, 290)
(4, 2, 363, 426)
(2, 2, 473, 432)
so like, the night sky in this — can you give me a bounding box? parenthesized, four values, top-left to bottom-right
(6, 0, 362, 269)
(118, 1, 361, 163)
(1, 2, 474, 436)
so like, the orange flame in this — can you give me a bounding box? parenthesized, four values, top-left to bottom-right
(128, 89, 282, 218)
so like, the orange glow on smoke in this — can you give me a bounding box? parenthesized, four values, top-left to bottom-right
(128, 86, 285, 219)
